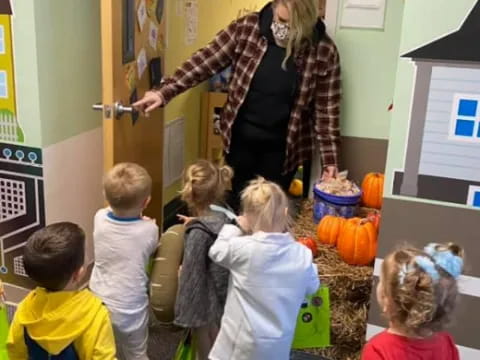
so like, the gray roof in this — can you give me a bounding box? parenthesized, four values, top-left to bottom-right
(0, 0, 12, 15)
(403, 1, 480, 63)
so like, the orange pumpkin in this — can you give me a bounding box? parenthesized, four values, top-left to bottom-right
(298, 237, 318, 258)
(361, 173, 385, 209)
(317, 215, 346, 246)
(337, 217, 377, 266)
(366, 210, 381, 233)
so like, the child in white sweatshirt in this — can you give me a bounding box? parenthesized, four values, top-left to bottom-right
(209, 177, 320, 360)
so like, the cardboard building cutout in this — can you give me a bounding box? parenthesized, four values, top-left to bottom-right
(0, 0, 24, 144)
(392, 0, 480, 209)
(0, 143, 45, 299)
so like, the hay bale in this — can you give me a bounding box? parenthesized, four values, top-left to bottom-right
(292, 200, 374, 360)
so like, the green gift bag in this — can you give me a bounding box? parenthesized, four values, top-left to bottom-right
(174, 330, 196, 360)
(0, 303, 9, 360)
(292, 286, 330, 349)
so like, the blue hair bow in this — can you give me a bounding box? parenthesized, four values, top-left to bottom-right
(424, 243, 463, 279)
(414, 256, 440, 282)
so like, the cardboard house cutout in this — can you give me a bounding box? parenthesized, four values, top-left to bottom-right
(0, 0, 44, 308)
(0, 0, 23, 143)
(392, 0, 480, 209)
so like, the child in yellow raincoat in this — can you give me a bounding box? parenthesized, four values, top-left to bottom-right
(0, 280, 8, 360)
(7, 223, 117, 359)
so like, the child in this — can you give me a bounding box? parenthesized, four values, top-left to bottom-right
(89, 163, 159, 360)
(362, 243, 463, 360)
(208, 177, 320, 360)
(7, 222, 116, 359)
(175, 159, 234, 360)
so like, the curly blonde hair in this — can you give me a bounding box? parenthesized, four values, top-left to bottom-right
(380, 243, 464, 338)
(180, 160, 233, 214)
(241, 177, 290, 233)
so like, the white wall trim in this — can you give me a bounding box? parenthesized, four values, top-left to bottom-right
(374, 258, 480, 298)
(325, 0, 339, 37)
(366, 323, 384, 340)
(467, 185, 480, 207)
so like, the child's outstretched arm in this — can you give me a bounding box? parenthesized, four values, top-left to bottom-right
(209, 223, 242, 268)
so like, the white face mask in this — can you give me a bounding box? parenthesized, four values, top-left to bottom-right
(271, 20, 290, 41)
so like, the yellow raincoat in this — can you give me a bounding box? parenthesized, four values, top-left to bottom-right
(7, 288, 116, 359)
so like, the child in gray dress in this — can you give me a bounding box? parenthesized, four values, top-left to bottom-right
(175, 160, 234, 360)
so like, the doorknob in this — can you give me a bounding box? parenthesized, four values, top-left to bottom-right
(114, 102, 133, 118)
(92, 101, 135, 119)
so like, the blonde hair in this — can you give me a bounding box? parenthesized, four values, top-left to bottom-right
(381, 243, 464, 338)
(103, 163, 152, 212)
(241, 177, 289, 233)
(274, 0, 318, 69)
(180, 160, 233, 214)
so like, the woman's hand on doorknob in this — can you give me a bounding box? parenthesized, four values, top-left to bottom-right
(132, 90, 164, 116)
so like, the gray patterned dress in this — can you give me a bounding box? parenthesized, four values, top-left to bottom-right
(174, 212, 231, 328)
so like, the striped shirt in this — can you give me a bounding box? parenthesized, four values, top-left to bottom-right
(158, 7, 341, 172)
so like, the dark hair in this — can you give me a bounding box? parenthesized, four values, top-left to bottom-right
(23, 222, 85, 291)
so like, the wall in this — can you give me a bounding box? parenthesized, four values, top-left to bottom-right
(331, 0, 404, 182)
(162, 0, 405, 199)
(335, 0, 404, 140)
(162, 0, 270, 204)
(34, 1, 102, 147)
(33, 0, 103, 266)
(0, 0, 103, 303)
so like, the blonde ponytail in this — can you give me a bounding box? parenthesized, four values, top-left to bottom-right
(180, 160, 233, 214)
(241, 177, 289, 233)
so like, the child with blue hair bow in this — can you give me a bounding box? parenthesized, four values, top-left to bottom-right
(362, 242, 464, 360)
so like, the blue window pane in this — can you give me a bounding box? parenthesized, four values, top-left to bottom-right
(474, 192, 480, 208)
(0, 26, 4, 54)
(458, 99, 478, 117)
(478, 124, 480, 138)
(455, 119, 475, 136)
(0, 71, 6, 98)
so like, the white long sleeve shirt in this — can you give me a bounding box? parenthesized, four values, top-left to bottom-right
(209, 225, 320, 360)
(89, 208, 158, 332)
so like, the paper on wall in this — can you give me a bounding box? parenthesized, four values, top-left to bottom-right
(125, 62, 137, 92)
(149, 21, 159, 50)
(340, 0, 386, 29)
(176, 0, 184, 16)
(137, 0, 148, 31)
(184, 0, 198, 45)
(147, 0, 158, 18)
(137, 48, 148, 78)
(345, 0, 382, 9)
(163, 118, 185, 187)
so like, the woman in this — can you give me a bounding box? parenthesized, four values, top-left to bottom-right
(134, 0, 341, 210)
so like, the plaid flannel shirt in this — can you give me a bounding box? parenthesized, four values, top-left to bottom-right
(158, 9, 341, 173)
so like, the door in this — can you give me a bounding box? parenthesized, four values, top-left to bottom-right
(96, 0, 166, 224)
